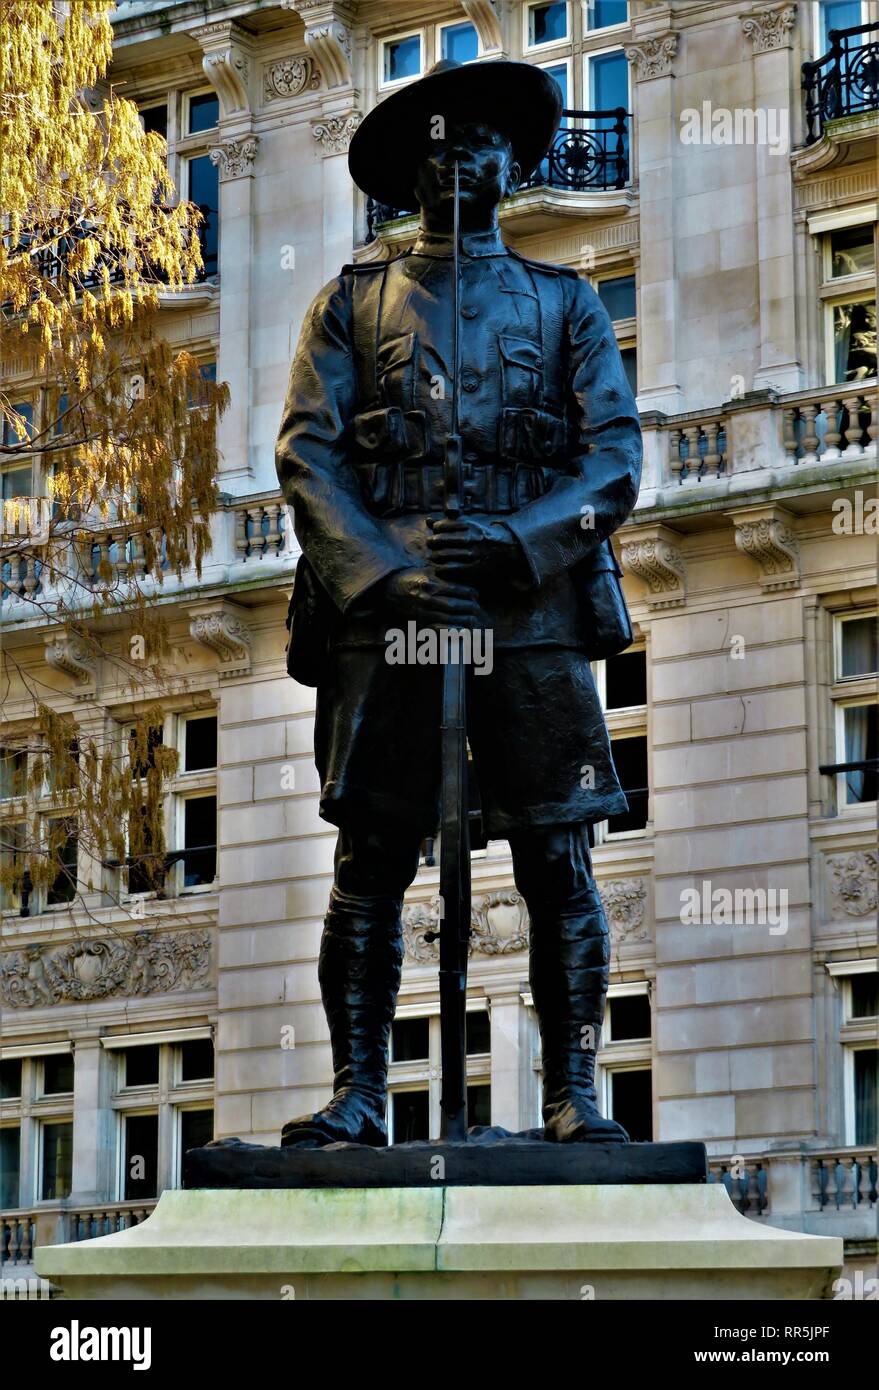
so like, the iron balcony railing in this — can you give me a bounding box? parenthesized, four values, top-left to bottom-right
(803, 20, 879, 144)
(365, 107, 632, 240)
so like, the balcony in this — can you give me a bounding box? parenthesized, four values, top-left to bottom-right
(1, 1200, 156, 1289)
(708, 1146, 878, 1247)
(802, 21, 879, 145)
(364, 108, 634, 246)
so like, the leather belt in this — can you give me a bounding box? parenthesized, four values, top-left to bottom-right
(355, 460, 553, 516)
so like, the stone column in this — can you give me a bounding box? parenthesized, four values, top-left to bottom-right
(484, 983, 526, 1130)
(193, 21, 259, 490)
(625, 25, 684, 414)
(740, 4, 804, 393)
(68, 1038, 113, 1204)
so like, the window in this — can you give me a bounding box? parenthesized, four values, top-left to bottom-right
(380, 31, 423, 88)
(388, 1008, 491, 1141)
(526, 2, 569, 49)
(41, 1053, 74, 1096)
(0, 747, 27, 801)
(123, 710, 218, 899)
(833, 963, 878, 1145)
(817, 0, 867, 53)
(139, 102, 168, 142)
(597, 984, 652, 1140)
(123, 1112, 159, 1200)
(186, 155, 219, 277)
(597, 272, 637, 395)
(439, 21, 479, 64)
(0, 1126, 21, 1208)
(820, 222, 876, 385)
(135, 87, 220, 280)
(108, 1032, 214, 1195)
(0, 740, 81, 916)
(1, 400, 35, 507)
(0, 820, 26, 912)
(45, 816, 78, 907)
(187, 92, 219, 135)
(831, 613, 878, 807)
(585, 0, 628, 31)
(41, 1120, 73, 1200)
(591, 646, 648, 842)
(0, 1058, 23, 1099)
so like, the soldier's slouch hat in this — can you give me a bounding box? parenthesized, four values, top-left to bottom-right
(348, 59, 562, 211)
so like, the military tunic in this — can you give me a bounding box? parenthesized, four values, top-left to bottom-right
(276, 226, 642, 837)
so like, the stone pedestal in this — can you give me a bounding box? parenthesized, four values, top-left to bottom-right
(36, 1184, 842, 1300)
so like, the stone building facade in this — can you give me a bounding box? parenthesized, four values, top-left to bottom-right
(1, 0, 876, 1287)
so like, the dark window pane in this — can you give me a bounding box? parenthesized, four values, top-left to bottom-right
(466, 1011, 491, 1056)
(0, 464, 32, 500)
(180, 1108, 213, 1156)
(843, 705, 878, 804)
(391, 1017, 429, 1063)
(180, 1039, 214, 1081)
(129, 724, 163, 778)
(467, 1083, 491, 1128)
(183, 796, 217, 887)
(124, 1046, 160, 1088)
(530, 1, 568, 45)
(442, 22, 478, 63)
(590, 0, 628, 28)
(124, 1113, 158, 1200)
(384, 35, 421, 83)
(833, 299, 876, 384)
(392, 1090, 429, 1142)
(608, 736, 648, 833)
(42, 1053, 74, 1095)
(589, 49, 629, 111)
(0, 1058, 22, 1099)
(821, 1, 866, 52)
(831, 225, 874, 278)
(598, 274, 636, 321)
(188, 92, 219, 133)
(840, 616, 878, 678)
(140, 104, 168, 140)
(187, 156, 219, 275)
(609, 994, 651, 1041)
(854, 1049, 877, 1148)
(468, 752, 487, 852)
(610, 1069, 652, 1142)
(620, 346, 637, 397)
(605, 649, 646, 710)
(1, 402, 34, 445)
(184, 716, 217, 772)
(47, 825, 77, 905)
(0, 1126, 21, 1208)
(0, 748, 27, 799)
(851, 974, 879, 1019)
(41, 1121, 73, 1199)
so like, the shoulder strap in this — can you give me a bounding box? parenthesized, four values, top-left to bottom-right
(350, 264, 388, 411)
(508, 251, 566, 415)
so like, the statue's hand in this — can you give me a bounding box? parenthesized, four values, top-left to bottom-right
(377, 567, 484, 629)
(427, 516, 530, 584)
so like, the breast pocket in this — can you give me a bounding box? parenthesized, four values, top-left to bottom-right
(499, 333, 543, 407)
(377, 331, 417, 410)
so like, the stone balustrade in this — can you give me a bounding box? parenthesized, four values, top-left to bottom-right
(667, 411, 729, 483)
(1, 1200, 156, 1271)
(782, 385, 877, 466)
(708, 1145, 878, 1234)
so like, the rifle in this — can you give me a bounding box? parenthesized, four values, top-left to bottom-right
(438, 161, 471, 1142)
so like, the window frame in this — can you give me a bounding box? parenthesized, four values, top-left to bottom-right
(583, 41, 632, 119)
(108, 1034, 215, 1199)
(378, 29, 426, 91)
(830, 611, 877, 812)
(582, 0, 630, 38)
(387, 1004, 491, 1141)
(591, 644, 649, 844)
(435, 18, 481, 65)
(524, 1, 572, 54)
(813, 0, 871, 56)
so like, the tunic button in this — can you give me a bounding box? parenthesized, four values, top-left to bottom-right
(461, 305, 478, 319)
(462, 373, 479, 392)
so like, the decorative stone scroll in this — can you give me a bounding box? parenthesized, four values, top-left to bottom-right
(192, 21, 252, 116)
(208, 135, 260, 180)
(0, 929, 211, 1008)
(620, 524, 687, 609)
(625, 34, 678, 82)
(311, 111, 362, 155)
(727, 504, 800, 591)
(402, 879, 649, 962)
(741, 3, 797, 53)
(189, 601, 252, 678)
(827, 851, 878, 918)
(282, 1, 356, 89)
(44, 629, 98, 697)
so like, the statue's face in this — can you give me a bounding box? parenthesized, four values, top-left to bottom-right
(414, 121, 520, 223)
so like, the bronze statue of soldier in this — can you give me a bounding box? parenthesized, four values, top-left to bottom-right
(275, 59, 642, 1148)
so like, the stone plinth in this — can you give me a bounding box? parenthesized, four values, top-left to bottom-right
(36, 1184, 842, 1300)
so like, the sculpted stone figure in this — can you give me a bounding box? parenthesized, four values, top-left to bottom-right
(275, 60, 642, 1147)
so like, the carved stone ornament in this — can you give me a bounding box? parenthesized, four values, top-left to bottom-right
(192, 21, 251, 116)
(461, 0, 502, 53)
(264, 55, 320, 102)
(827, 851, 878, 918)
(625, 33, 678, 81)
(312, 111, 362, 155)
(741, 4, 797, 53)
(727, 504, 800, 591)
(44, 629, 98, 696)
(189, 602, 252, 677)
(282, 1, 356, 89)
(0, 929, 211, 1008)
(209, 135, 260, 180)
(402, 879, 649, 961)
(620, 525, 686, 608)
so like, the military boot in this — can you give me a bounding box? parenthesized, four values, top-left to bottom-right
(281, 888, 402, 1147)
